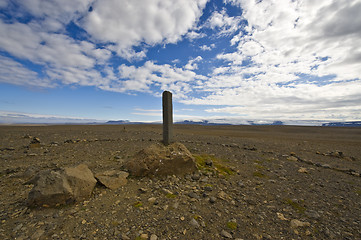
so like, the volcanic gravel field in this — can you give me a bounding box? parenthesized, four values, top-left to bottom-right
(0, 124, 360, 240)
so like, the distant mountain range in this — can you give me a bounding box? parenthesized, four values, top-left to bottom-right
(322, 121, 361, 127)
(105, 120, 361, 127)
(1, 111, 360, 127)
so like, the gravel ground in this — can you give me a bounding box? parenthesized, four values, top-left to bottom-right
(0, 124, 360, 240)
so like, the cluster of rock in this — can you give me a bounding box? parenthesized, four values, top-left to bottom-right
(27, 164, 97, 207)
(26, 164, 130, 207)
(26, 142, 198, 207)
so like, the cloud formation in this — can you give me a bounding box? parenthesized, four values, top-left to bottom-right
(183, 0, 361, 120)
(81, 0, 208, 59)
(1, 0, 361, 121)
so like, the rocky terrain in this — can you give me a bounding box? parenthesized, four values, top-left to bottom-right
(0, 124, 360, 240)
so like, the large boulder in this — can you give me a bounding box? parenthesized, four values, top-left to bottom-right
(27, 164, 96, 207)
(125, 142, 198, 177)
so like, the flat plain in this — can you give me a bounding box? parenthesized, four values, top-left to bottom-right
(0, 124, 360, 239)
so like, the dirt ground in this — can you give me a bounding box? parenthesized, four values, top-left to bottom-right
(0, 124, 360, 240)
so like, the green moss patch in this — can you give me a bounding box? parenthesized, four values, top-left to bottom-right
(284, 199, 306, 214)
(253, 171, 267, 178)
(133, 201, 143, 208)
(226, 221, 237, 230)
(194, 154, 235, 177)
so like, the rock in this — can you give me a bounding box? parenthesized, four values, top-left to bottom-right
(276, 212, 288, 220)
(217, 191, 228, 200)
(188, 192, 199, 199)
(290, 219, 310, 228)
(221, 230, 233, 238)
(95, 170, 129, 189)
(298, 167, 308, 173)
(190, 218, 200, 228)
(305, 210, 321, 219)
(237, 180, 245, 188)
(287, 156, 298, 161)
(125, 142, 197, 177)
(205, 159, 213, 167)
(140, 233, 148, 239)
(63, 164, 97, 200)
(209, 196, 216, 203)
(22, 166, 40, 181)
(150, 234, 158, 240)
(191, 174, 200, 181)
(29, 137, 41, 148)
(148, 197, 157, 204)
(27, 164, 97, 207)
(23, 134, 32, 139)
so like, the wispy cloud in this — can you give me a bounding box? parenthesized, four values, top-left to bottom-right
(0, 111, 105, 124)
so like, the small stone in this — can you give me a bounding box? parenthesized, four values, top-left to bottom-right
(209, 196, 216, 203)
(191, 174, 200, 181)
(205, 159, 213, 167)
(277, 212, 288, 221)
(138, 188, 147, 193)
(150, 234, 158, 240)
(188, 192, 199, 199)
(23, 134, 32, 139)
(305, 210, 321, 219)
(237, 180, 245, 188)
(190, 218, 200, 228)
(122, 234, 131, 240)
(217, 191, 228, 200)
(298, 167, 308, 173)
(140, 233, 148, 239)
(290, 219, 310, 228)
(287, 156, 298, 161)
(148, 197, 157, 204)
(161, 188, 173, 195)
(221, 230, 233, 238)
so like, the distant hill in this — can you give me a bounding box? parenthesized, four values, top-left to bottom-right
(247, 120, 284, 125)
(106, 120, 130, 124)
(175, 120, 231, 126)
(322, 121, 361, 127)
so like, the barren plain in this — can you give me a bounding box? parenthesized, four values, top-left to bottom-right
(0, 124, 360, 239)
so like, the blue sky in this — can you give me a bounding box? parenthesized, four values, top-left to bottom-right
(1, 0, 361, 124)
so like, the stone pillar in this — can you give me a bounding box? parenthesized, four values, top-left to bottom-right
(162, 91, 173, 145)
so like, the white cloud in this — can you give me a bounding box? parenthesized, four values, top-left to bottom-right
(187, 31, 206, 40)
(0, 55, 53, 88)
(185, 56, 203, 70)
(0, 110, 105, 124)
(0, 17, 114, 88)
(14, 0, 92, 31)
(205, 9, 242, 36)
(0, 0, 9, 8)
(200, 43, 215, 51)
(182, 0, 361, 121)
(0, 0, 209, 90)
(81, 0, 208, 59)
(111, 60, 207, 98)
